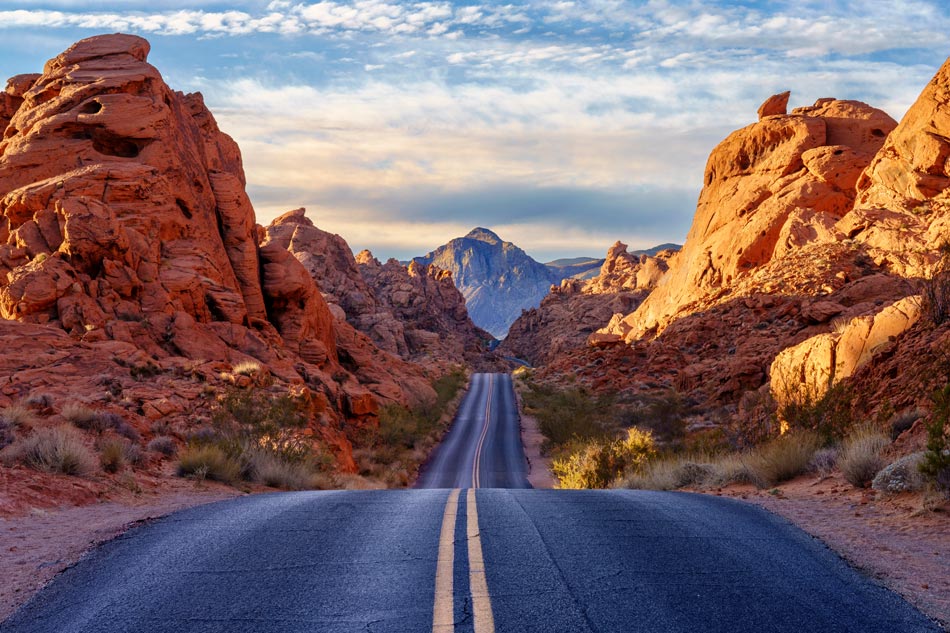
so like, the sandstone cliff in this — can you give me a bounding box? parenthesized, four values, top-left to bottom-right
(263, 208, 494, 370)
(500, 242, 675, 366)
(0, 34, 434, 476)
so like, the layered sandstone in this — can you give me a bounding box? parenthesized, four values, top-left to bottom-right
(0, 34, 435, 476)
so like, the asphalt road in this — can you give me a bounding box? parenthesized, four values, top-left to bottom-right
(2, 373, 940, 633)
(416, 373, 530, 489)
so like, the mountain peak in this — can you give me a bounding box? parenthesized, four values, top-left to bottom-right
(464, 227, 502, 244)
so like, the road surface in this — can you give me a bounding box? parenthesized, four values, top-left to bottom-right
(416, 373, 529, 489)
(2, 373, 940, 633)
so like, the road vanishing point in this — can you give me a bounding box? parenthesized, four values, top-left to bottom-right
(2, 373, 940, 632)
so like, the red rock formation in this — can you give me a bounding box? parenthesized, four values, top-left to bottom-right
(0, 34, 437, 479)
(264, 208, 495, 371)
(617, 95, 897, 340)
(500, 242, 673, 366)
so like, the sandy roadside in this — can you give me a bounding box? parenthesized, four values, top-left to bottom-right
(514, 386, 556, 489)
(0, 485, 240, 621)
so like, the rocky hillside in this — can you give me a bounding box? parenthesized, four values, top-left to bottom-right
(536, 62, 950, 436)
(263, 209, 494, 371)
(500, 242, 676, 366)
(0, 34, 437, 478)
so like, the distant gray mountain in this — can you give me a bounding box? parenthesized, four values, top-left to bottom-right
(414, 228, 682, 339)
(413, 228, 555, 338)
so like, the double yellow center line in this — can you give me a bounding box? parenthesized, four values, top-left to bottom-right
(472, 374, 494, 489)
(432, 489, 495, 633)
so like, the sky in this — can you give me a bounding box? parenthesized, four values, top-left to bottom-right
(0, 1, 948, 261)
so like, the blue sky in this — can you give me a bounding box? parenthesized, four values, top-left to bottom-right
(0, 1, 947, 261)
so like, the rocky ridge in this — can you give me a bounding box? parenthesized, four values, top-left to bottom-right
(500, 242, 675, 366)
(0, 34, 438, 478)
(537, 59, 950, 434)
(263, 208, 494, 370)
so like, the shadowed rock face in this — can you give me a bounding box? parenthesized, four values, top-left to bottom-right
(413, 227, 558, 338)
(264, 208, 495, 371)
(0, 34, 437, 472)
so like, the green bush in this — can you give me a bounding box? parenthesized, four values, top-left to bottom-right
(521, 382, 618, 447)
(920, 385, 950, 495)
(553, 428, 656, 489)
(838, 425, 888, 488)
(776, 383, 855, 443)
(627, 391, 687, 444)
(177, 445, 242, 483)
(4, 425, 97, 476)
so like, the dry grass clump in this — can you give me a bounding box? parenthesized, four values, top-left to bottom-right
(231, 360, 263, 377)
(1, 402, 38, 428)
(839, 425, 889, 488)
(743, 431, 819, 487)
(176, 445, 242, 483)
(147, 435, 177, 456)
(625, 457, 714, 490)
(809, 447, 839, 477)
(61, 403, 102, 431)
(3, 425, 97, 476)
(243, 448, 313, 490)
(99, 439, 128, 473)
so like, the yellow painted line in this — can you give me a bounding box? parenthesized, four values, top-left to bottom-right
(467, 488, 496, 633)
(472, 374, 494, 488)
(432, 488, 461, 633)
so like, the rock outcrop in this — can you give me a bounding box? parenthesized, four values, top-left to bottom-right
(500, 242, 675, 366)
(0, 34, 436, 475)
(263, 208, 494, 370)
(617, 95, 897, 340)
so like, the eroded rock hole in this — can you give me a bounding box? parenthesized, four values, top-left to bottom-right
(175, 198, 193, 219)
(80, 100, 103, 115)
(871, 128, 886, 138)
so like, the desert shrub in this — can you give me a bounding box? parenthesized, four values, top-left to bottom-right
(627, 390, 686, 445)
(99, 439, 127, 473)
(809, 447, 839, 477)
(553, 428, 656, 489)
(100, 413, 141, 442)
(5, 426, 96, 476)
(231, 360, 263, 377)
(62, 403, 108, 433)
(873, 452, 927, 494)
(919, 244, 950, 326)
(726, 388, 780, 449)
(522, 382, 618, 447)
(625, 457, 714, 490)
(708, 454, 764, 488)
(243, 448, 313, 490)
(24, 393, 53, 409)
(148, 435, 177, 456)
(211, 387, 311, 462)
(177, 445, 242, 483)
(839, 425, 889, 488)
(744, 431, 819, 487)
(776, 382, 855, 443)
(920, 385, 950, 495)
(187, 427, 219, 444)
(0, 419, 15, 450)
(1, 403, 39, 428)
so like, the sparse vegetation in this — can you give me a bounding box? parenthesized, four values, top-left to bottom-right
(744, 431, 820, 487)
(147, 435, 177, 456)
(1, 402, 38, 428)
(919, 243, 950, 326)
(62, 403, 108, 433)
(177, 445, 242, 483)
(521, 382, 619, 447)
(809, 447, 838, 477)
(231, 360, 263, 377)
(920, 385, 950, 496)
(99, 438, 128, 473)
(3, 425, 97, 476)
(354, 368, 467, 487)
(776, 382, 855, 443)
(838, 425, 889, 488)
(552, 428, 656, 489)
